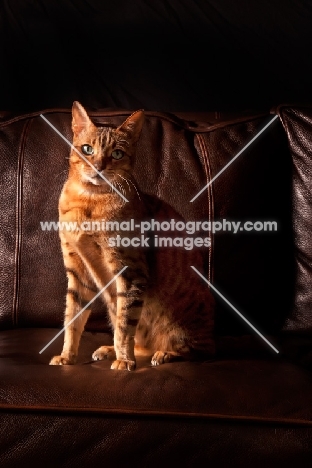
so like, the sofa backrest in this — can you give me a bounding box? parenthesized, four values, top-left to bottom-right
(279, 106, 312, 337)
(0, 109, 294, 336)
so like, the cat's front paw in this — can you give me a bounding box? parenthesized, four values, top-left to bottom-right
(111, 359, 136, 371)
(49, 355, 76, 365)
(92, 346, 116, 361)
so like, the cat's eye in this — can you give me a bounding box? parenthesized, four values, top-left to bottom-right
(81, 144, 94, 155)
(111, 149, 124, 160)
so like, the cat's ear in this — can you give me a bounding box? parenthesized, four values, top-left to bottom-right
(72, 101, 93, 135)
(116, 110, 145, 144)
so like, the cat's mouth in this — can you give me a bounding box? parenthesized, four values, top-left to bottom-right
(83, 171, 112, 186)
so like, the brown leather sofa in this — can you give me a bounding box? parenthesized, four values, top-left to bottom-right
(1, 106, 312, 466)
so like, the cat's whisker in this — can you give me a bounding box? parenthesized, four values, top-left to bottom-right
(128, 179, 142, 201)
(110, 180, 116, 194)
(115, 182, 127, 207)
(116, 181, 122, 193)
(116, 183, 127, 206)
(111, 180, 126, 202)
(118, 172, 142, 201)
(114, 180, 125, 195)
(117, 174, 131, 192)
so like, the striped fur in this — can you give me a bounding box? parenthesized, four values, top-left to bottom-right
(50, 101, 215, 370)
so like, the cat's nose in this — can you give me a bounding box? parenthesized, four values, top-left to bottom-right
(93, 161, 105, 171)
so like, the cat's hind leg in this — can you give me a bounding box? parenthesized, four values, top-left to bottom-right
(92, 346, 116, 361)
(151, 350, 184, 366)
(149, 325, 191, 366)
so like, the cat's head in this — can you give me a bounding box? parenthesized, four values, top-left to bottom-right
(69, 101, 144, 188)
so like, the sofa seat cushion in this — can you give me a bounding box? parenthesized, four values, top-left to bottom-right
(0, 328, 312, 426)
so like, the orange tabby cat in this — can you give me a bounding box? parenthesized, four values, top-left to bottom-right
(50, 101, 215, 370)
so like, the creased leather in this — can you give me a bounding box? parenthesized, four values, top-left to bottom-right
(1, 412, 312, 467)
(278, 107, 312, 334)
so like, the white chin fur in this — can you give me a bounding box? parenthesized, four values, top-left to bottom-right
(83, 174, 107, 186)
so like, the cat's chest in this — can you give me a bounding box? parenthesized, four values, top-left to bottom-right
(59, 190, 145, 238)
(61, 202, 107, 221)
(59, 186, 119, 222)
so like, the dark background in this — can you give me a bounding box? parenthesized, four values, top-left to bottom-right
(1, 0, 312, 113)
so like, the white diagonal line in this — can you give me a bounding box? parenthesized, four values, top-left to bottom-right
(39, 266, 128, 354)
(190, 115, 279, 203)
(40, 114, 129, 202)
(191, 266, 279, 354)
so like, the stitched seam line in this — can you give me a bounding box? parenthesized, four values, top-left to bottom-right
(12, 119, 31, 326)
(195, 133, 214, 283)
(0, 109, 269, 132)
(0, 404, 310, 427)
